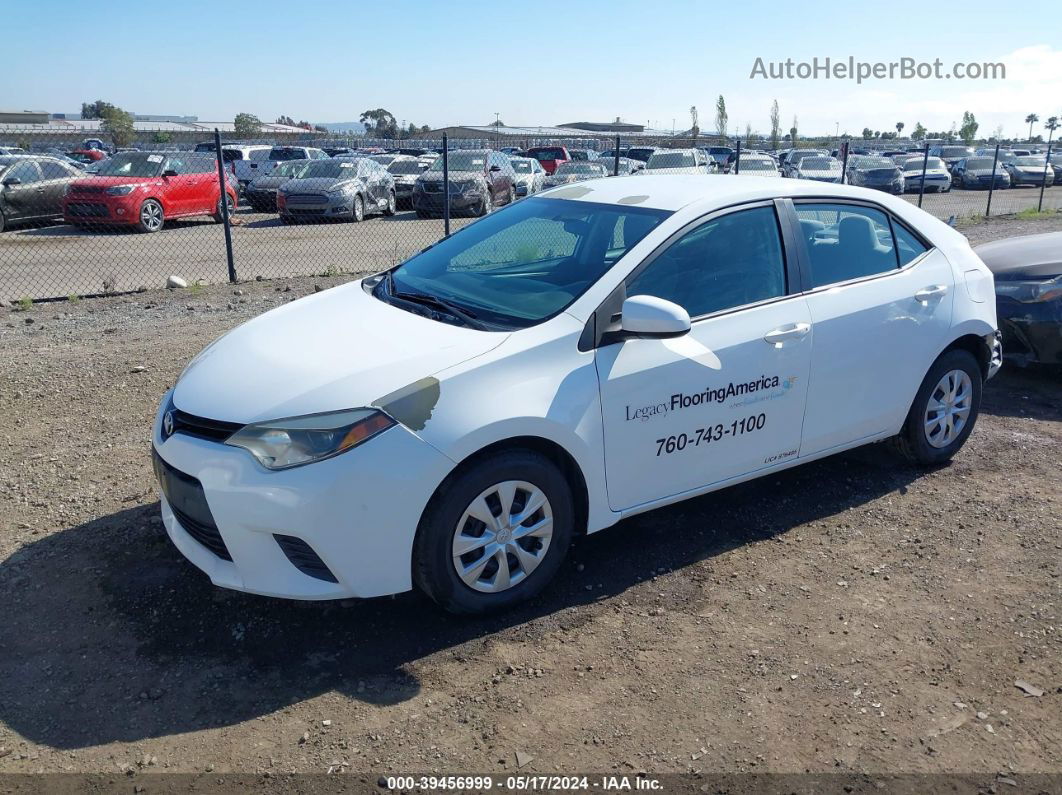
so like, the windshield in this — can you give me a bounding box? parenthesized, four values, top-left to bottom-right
(94, 153, 164, 178)
(966, 158, 996, 169)
(388, 159, 423, 175)
(528, 148, 566, 161)
(905, 157, 944, 170)
(739, 159, 775, 171)
(300, 160, 360, 179)
(1015, 156, 1045, 166)
(854, 158, 894, 169)
(709, 147, 733, 156)
(647, 151, 697, 168)
(941, 147, 973, 157)
(383, 197, 670, 329)
(274, 159, 311, 178)
(802, 158, 838, 169)
(556, 162, 607, 175)
(432, 152, 487, 172)
(511, 161, 534, 173)
(268, 147, 306, 161)
(569, 150, 591, 160)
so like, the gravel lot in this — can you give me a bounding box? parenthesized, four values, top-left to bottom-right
(0, 214, 1058, 785)
(1, 184, 1060, 302)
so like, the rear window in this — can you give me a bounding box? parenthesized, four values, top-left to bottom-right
(388, 160, 423, 175)
(941, 147, 973, 157)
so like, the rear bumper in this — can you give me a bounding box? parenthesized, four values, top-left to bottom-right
(996, 300, 1062, 366)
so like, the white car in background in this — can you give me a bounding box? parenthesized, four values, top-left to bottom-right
(640, 149, 713, 175)
(793, 156, 844, 183)
(153, 176, 1000, 614)
(733, 155, 781, 177)
(509, 156, 546, 196)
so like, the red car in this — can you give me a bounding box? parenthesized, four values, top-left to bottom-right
(524, 145, 570, 175)
(63, 151, 237, 233)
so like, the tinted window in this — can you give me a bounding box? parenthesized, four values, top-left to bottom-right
(529, 148, 566, 160)
(6, 161, 42, 184)
(795, 203, 898, 287)
(40, 160, 74, 179)
(627, 206, 787, 318)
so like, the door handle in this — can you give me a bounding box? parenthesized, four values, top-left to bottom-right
(763, 323, 811, 344)
(914, 285, 948, 301)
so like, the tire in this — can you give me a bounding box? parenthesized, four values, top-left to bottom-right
(506, 186, 515, 205)
(383, 190, 397, 216)
(351, 195, 364, 222)
(413, 450, 574, 615)
(213, 194, 234, 223)
(890, 349, 982, 466)
(472, 191, 492, 217)
(136, 199, 164, 233)
(0, 209, 5, 234)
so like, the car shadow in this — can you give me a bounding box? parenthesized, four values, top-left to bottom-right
(0, 443, 922, 749)
(981, 365, 1062, 421)
(14, 218, 222, 238)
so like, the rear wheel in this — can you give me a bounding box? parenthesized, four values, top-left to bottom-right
(213, 194, 235, 223)
(891, 349, 982, 466)
(0, 209, 5, 233)
(136, 199, 164, 233)
(413, 450, 574, 614)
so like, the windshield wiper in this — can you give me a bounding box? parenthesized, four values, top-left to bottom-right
(385, 272, 487, 330)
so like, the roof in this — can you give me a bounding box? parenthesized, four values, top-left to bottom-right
(0, 119, 307, 134)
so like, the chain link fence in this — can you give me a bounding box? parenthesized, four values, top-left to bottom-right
(0, 127, 1058, 303)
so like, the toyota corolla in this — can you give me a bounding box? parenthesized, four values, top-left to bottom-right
(153, 176, 1000, 614)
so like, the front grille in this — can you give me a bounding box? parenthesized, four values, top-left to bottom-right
(152, 450, 232, 561)
(288, 207, 326, 215)
(422, 181, 443, 193)
(171, 409, 242, 442)
(286, 193, 327, 204)
(867, 169, 898, 179)
(274, 535, 338, 582)
(66, 202, 108, 217)
(69, 185, 106, 195)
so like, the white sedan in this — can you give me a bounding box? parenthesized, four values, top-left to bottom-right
(153, 176, 1001, 613)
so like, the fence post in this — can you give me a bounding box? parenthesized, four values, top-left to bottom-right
(614, 134, 620, 176)
(840, 141, 849, 184)
(1038, 132, 1054, 213)
(918, 141, 929, 208)
(213, 128, 236, 283)
(733, 139, 740, 174)
(442, 133, 450, 237)
(986, 143, 1000, 218)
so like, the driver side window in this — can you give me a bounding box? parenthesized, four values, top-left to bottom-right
(627, 205, 787, 318)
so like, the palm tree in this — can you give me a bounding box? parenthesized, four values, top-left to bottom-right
(896, 122, 904, 137)
(1024, 113, 1039, 142)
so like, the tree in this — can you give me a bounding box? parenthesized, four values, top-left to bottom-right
(81, 100, 119, 120)
(989, 124, 1005, 143)
(715, 95, 728, 140)
(769, 100, 781, 151)
(789, 115, 798, 142)
(1024, 113, 1039, 141)
(275, 115, 296, 126)
(959, 111, 978, 144)
(419, 125, 431, 134)
(862, 127, 874, 140)
(895, 122, 904, 137)
(99, 105, 135, 148)
(911, 122, 927, 141)
(360, 108, 399, 139)
(233, 113, 262, 138)
(744, 122, 753, 146)
(689, 105, 699, 143)
(151, 131, 172, 144)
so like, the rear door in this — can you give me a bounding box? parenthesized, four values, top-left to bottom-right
(159, 155, 198, 215)
(789, 200, 953, 456)
(596, 201, 812, 510)
(1, 160, 44, 220)
(37, 159, 78, 218)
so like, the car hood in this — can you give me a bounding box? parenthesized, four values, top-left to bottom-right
(974, 232, 1062, 280)
(68, 175, 159, 187)
(420, 169, 483, 180)
(641, 166, 704, 175)
(966, 168, 1005, 176)
(907, 169, 949, 177)
(173, 281, 507, 424)
(249, 175, 291, 189)
(280, 176, 361, 192)
(800, 169, 842, 178)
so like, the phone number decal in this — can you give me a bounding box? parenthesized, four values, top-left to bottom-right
(655, 412, 767, 456)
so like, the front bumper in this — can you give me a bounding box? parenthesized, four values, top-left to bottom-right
(62, 194, 141, 225)
(412, 190, 482, 212)
(244, 188, 277, 209)
(151, 394, 455, 600)
(277, 192, 354, 218)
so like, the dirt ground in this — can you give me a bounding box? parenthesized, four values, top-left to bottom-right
(0, 214, 1058, 786)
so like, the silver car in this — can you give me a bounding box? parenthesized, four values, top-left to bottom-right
(277, 157, 396, 222)
(509, 156, 546, 196)
(386, 156, 428, 208)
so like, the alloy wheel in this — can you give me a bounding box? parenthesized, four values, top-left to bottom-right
(451, 480, 553, 594)
(140, 200, 163, 232)
(924, 369, 973, 448)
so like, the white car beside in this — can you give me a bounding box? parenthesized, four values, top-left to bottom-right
(509, 156, 547, 196)
(153, 176, 1001, 614)
(640, 149, 713, 175)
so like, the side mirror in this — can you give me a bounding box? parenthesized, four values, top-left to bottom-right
(619, 295, 690, 338)
(2, 177, 21, 187)
(162, 169, 178, 177)
(489, 165, 501, 172)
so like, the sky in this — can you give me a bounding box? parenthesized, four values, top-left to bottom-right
(5, 0, 1061, 139)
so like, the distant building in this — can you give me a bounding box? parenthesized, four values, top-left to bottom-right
(0, 110, 50, 125)
(417, 123, 674, 142)
(559, 119, 645, 133)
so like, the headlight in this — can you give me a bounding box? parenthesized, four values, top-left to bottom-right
(327, 184, 354, 198)
(225, 408, 395, 470)
(994, 275, 1062, 304)
(105, 185, 137, 196)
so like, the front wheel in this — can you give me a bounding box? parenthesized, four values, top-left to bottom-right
(473, 191, 493, 217)
(891, 349, 982, 466)
(383, 190, 397, 216)
(413, 450, 574, 614)
(136, 199, 164, 233)
(351, 195, 364, 222)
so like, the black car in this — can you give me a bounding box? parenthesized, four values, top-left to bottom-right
(412, 150, 516, 217)
(625, 146, 657, 163)
(0, 155, 83, 232)
(243, 159, 312, 212)
(845, 156, 904, 193)
(928, 145, 975, 174)
(975, 232, 1062, 365)
(951, 157, 1010, 190)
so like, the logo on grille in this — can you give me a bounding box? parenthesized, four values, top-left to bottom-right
(163, 410, 175, 439)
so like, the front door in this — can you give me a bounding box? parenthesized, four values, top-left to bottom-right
(596, 202, 813, 511)
(1, 160, 43, 221)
